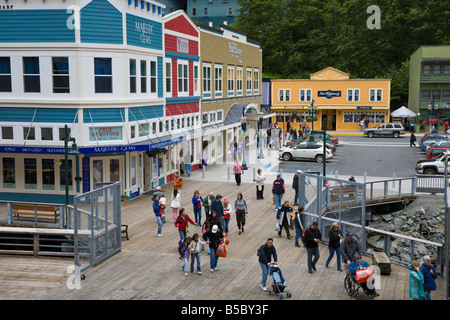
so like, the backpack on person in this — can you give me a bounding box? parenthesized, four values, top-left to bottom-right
(256, 244, 265, 257)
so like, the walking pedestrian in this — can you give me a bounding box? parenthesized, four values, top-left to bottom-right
(184, 151, 192, 177)
(174, 208, 198, 245)
(153, 195, 163, 237)
(294, 207, 305, 247)
(202, 192, 215, 220)
(255, 168, 266, 200)
(360, 119, 364, 132)
(408, 260, 426, 300)
(267, 125, 272, 148)
(233, 159, 244, 186)
(421, 255, 437, 300)
(152, 186, 164, 201)
(202, 224, 224, 273)
(340, 231, 360, 275)
(258, 238, 278, 291)
(304, 221, 322, 274)
(272, 173, 285, 211)
(234, 192, 248, 235)
(173, 171, 183, 190)
(211, 194, 224, 222)
(292, 170, 300, 206)
(201, 220, 211, 253)
(276, 201, 293, 239)
(192, 190, 203, 226)
(170, 188, 181, 223)
(410, 132, 416, 147)
(325, 222, 343, 270)
(222, 198, 232, 234)
(206, 210, 223, 233)
(159, 194, 166, 224)
(178, 235, 192, 276)
(189, 233, 204, 275)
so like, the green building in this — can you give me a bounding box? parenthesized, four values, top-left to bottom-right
(408, 45, 450, 124)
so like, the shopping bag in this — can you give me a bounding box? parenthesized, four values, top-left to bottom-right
(355, 267, 373, 284)
(274, 223, 280, 232)
(216, 242, 227, 258)
(271, 196, 274, 205)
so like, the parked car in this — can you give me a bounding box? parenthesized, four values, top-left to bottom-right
(364, 123, 405, 138)
(310, 131, 339, 145)
(278, 141, 333, 163)
(415, 151, 449, 175)
(425, 140, 450, 153)
(427, 146, 450, 159)
(419, 134, 449, 151)
(286, 139, 336, 153)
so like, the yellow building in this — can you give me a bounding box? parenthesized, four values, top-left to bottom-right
(271, 67, 391, 131)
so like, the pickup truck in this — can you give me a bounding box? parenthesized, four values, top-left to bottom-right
(415, 152, 449, 175)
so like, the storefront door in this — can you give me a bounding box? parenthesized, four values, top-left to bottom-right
(92, 158, 122, 189)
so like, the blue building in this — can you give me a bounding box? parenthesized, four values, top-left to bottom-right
(187, 0, 239, 28)
(0, 0, 200, 203)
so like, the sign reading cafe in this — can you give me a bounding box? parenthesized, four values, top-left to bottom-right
(135, 21, 154, 44)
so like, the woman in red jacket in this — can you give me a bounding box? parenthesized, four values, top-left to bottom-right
(175, 208, 198, 245)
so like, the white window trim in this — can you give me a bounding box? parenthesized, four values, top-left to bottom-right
(299, 88, 312, 102)
(214, 64, 223, 96)
(369, 88, 383, 102)
(227, 65, 235, 96)
(236, 67, 243, 96)
(177, 61, 189, 97)
(202, 62, 212, 98)
(246, 67, 252, 94)
(253, 68, 259, 93)
(346, 88, 360, 102)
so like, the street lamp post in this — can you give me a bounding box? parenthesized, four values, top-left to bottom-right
(308, 99, 318, 142)
(258, 115, 264, 159)
(428, 98, 439, 132)
(64, 124, 78, 207)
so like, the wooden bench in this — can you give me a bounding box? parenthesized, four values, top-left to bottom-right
(329, 185, 361, 201)
(121, 225, 129, 240)
(12, 203, 60, 223)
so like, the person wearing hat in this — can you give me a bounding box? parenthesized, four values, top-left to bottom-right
(272, 173, 285, 211)
(152, 186, 164, 201)
(340, 231, 361, 275)
(202, 224, 224, 273)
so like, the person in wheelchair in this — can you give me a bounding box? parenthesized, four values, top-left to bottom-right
(348, 254, 379, 298)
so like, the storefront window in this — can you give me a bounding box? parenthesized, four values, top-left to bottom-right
(376, 113, 385, 123)
(343, 112, 353, 123)
(353, 112, 363, 123)
(42, 159, 55, 190)
(24, 158, 37, 190)
(92, 160, 102, 188)
(2, 157, 15, 189)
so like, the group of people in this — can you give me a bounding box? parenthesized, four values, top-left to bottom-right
(152, 172, 249, 276)
(153, 169, 439, 300)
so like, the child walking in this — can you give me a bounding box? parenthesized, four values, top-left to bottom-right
(189, 233, 204, 275)
(201, 220, 211, 254)
(178, 235, 192, 276)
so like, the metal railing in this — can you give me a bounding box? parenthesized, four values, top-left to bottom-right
(299, 172, 444, 274)
(416, 175, 448, 194)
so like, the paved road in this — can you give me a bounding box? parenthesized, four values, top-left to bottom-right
(276, 134, 426, 178)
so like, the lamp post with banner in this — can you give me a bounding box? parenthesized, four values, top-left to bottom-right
(240, 115, 248, 170)
(309, 99, 318, 142)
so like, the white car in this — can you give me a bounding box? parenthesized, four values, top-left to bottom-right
(278, 142, 333, 163)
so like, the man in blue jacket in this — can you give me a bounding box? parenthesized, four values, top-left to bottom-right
(210, 194, 224, 220)
(272, 173, 285, 211)
(258, 238, 278, 291)
(153, 195, 163, 237)
(420, 255, 437, 300)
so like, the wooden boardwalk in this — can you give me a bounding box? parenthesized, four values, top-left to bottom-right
(0, 179, 446, 300)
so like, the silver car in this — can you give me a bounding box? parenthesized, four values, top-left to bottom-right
(364, 123, 405, 138)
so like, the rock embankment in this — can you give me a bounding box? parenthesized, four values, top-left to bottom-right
(366, 196, 445, 264)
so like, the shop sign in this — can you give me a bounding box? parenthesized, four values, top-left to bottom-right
(318, 90, 341, 99)
(0, 146, 65, 154)
(177, 37, 189, 54)
(229, 42, 242, 57)
(135, 21, 154, 45)
(0, 5, 14, 9)
(357, 106, 373, 109)
(89, 127, 122, 142)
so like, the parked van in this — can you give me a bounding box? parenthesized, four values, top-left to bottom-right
(426, 146, 450, 159)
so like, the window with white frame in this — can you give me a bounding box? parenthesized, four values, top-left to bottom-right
(140, 60, 147, 93)
(202, 63, 211, 96)
(347, 89, 360, 102)
(52, 57, 70, 93)
(23, 57, 41, 93)
(165, 62, 171, 93)
(236, 67, 243, 94)
(94, 57, 112, 93)
(214, 64, 222, 95)
(217, 110, 223, 122)
(227, 65, 234, 95)
(279, 89, 291, 102)
(369, 88, 383, 102)
(178, 62, 188, 93)
(130, 59, 136, 93)
(299, 89, 312, 102)
(0, 57, 12, 92)
(253, 68, 259, 93)
(194, 64, 199, 93)
(150, 60, 157, 93)
(246, 68, 252, 93)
